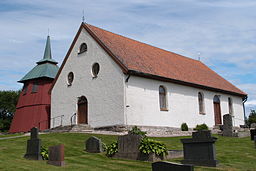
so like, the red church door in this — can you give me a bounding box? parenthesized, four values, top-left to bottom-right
(77, 96, 88, 124)
(213, 95, 222, 125)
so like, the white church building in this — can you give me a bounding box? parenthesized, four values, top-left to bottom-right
(50, 23, 247, 129)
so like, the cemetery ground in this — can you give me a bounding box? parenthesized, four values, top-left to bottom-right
(0, 133, 255, 171)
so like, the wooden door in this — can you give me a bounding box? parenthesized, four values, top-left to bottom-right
(77, 96, 88, 124)
(214, 102, 222, 125)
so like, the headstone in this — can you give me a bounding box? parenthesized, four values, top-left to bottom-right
(223, 114, 234, 137)
(181, 130, 218, 167)
(254, 136, 256, 148)
(114, 132, 143, 160)
(47, 144, 65, 166)
(24, 127, 42, 160)
(152, 161, 194, 171)
(250, 129, 256, 140)
(251, 123, 256, 129)
(85, 136, 103, 153)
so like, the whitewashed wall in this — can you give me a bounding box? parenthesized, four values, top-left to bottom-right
(125, 76, 244, 128)
(51, 28, 125, 128)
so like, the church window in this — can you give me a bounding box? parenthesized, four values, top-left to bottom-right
(159, 86, 168, 111)
(198, 92, 205, 114)
(79, 43, 87, 54)
(32, 82, 38, 93)
(67, 72, 74, 86)
(228, 97, 233, 115)
(23, 84, 28, 95)
(92, 63, 100, 78)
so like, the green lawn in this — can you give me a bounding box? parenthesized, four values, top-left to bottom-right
(0, 133, 255, 171)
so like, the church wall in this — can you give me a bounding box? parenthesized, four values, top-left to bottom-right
(51, 28, 125, 128)
(125, 76, 244, 128)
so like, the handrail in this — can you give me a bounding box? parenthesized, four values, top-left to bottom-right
(70, 113, 77, 126)
(38, 114, 64, 130)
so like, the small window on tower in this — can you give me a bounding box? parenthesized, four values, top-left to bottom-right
(32, 82, 38, 93)
(78, 43, 87, 54)
(23, 84, 28, 95)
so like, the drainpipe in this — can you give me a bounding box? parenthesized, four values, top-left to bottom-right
(242, 96, 248, 126)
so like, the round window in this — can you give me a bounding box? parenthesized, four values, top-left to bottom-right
(92, 63, 100, 77)
(67, 72, 74, 85)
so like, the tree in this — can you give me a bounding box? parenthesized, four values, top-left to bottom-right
(248, 109, 256, 127)
(0, 90, 20, 132)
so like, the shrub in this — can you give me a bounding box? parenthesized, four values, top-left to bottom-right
(106, 141, 118, 157)
(248, 110, 256, 127)
(128, 126, 147, 136)
(139, 137, 168, 157)
(181, 123, 188, 131)
(40, 146, 49, 160)
(194, 123, 209, 131)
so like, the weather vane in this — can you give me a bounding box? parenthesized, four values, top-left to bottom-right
(82, 10, 85, 23)
(198, 52, 201, 61)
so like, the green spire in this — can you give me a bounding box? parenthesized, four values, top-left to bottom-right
(37, 36, 57, 65)
(19, 35, 59, 83)
(43, 35, 52, 59)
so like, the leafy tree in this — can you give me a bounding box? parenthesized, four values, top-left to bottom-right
(0, 90, 20, 132)
(248, 109, 256, 127)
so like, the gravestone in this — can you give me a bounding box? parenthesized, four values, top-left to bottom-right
(223, 114, 234, 137)
(181, 130, 218, 167)
(152, 161, 194, 171)
(250, 129, 256, 140)
(250, 123, 256, 129)
(24, 127, 42, 160)
(114, 132, 143, 160)
(47, 144, 65, 166)
(85, 136, 103, 153)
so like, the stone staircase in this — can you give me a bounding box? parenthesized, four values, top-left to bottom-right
(42, 124, 93, 133)
(69, 124, 93, 133)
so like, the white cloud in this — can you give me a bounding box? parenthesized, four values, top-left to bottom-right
(0, 0, 255, 106)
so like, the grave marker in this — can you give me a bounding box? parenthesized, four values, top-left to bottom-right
(85, 136, 103, 153)
(114, 132, 143, 160)
(223, 114, 234, 137)
(47, 144, 65, 166)
(250, 129, 256, 140)
(152, 161, 194, 171)
(181, 130, 218, 167)
(24, 127, 42, 160)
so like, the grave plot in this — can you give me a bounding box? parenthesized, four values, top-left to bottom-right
(24, 127, 42, 160)
(85, 136, 104, 153)
(181, 130, 218, 167)
(47, 144, 65, 167)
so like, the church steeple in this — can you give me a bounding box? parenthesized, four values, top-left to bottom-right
(36, 35, 57, 65)
(18, 36, 59, 83)
(43, 36, 52, 59)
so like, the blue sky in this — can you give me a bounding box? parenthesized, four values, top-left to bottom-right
(0, 0, 255, 115)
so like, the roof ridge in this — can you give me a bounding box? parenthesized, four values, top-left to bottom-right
(85, 23, 200, 63)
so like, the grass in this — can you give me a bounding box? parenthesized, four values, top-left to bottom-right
(0, 133, 255, 171)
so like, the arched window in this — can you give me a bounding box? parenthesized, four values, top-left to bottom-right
(159, 86, 168, 111)
(79, 43, 87, 54)
(228, 97, 233, 115)
(92, 63, 100, 78)
(198, 92, 205, 114)
(67, 72, 74, 86)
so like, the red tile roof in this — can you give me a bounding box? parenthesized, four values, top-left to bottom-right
(84, 23, 246, 97)
(50, 23, 246, 97)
